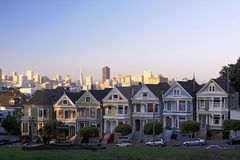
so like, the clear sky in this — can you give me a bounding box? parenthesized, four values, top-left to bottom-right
(0, 0, 239, 82)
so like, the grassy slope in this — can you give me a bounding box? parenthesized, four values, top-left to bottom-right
(1, 146, 240, 160)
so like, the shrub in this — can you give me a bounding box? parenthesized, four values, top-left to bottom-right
(115, 124, 132, 136)
(144, 121, 163, 135)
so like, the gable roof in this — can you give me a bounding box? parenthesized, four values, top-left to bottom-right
(213, 77, 236, 94)
(116, 85, 141, 100)
(25, 87, 64, 105)
(65, 91, 86, 104)
(89, 88, 112, 102)
(178, 79, 202, 97)
(145, 83, 170, 98)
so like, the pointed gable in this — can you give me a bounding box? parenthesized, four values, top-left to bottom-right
(163, 82, 192, 99)
(132, 85, 158, 101)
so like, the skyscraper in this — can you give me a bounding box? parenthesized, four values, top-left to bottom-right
(19, 74, 28, 88)
(102, 66, 110, 82)
(86, 76, 93, 90)
(79, 68, 83, 86)
(0, 68, 2, 83)
(12, 72, 18, 83)
(26, 70, 33, 81)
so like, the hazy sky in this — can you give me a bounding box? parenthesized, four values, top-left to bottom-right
(0, 0, 239, 82)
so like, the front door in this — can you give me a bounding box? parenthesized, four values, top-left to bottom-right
(166, 117, 172, 130)
(135, 120, 140, 131)
(106, 121, 111, 133)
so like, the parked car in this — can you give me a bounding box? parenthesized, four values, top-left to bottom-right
(9, 137, 21, 143)
(116, 141, 133, 147)
(145, 139, 166, 147)
(227, 136, 240, 145)
(183, 138, 206, 146)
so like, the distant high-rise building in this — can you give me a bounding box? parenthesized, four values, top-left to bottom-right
(143, 71, 152, 84)
(102, 66, 110, 82)
(133, 74, 143, 83)
(55, 74, 62, 82)
(34, 73, 41, 83)
(19, 74, 28, 88)
(64, 74, 71, 84)
(0, 68, 2, 83)
(80, 68, 83, 86)
(12, 72, 18, 83)
(26, 70, 33, 81)
(86, 76, 93, 89)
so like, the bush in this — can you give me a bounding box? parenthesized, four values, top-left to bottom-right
(144, 121, 163, 135)
(180, 121, 200, 139)
(115, 124, 132, 136)
(78, 127, 99, 144)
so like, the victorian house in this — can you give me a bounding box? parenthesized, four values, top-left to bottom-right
(75, 89, 111, 138)
(102, 86, 140, 134)
(162, 80, 201, 131)
(54, 91, 85, 137)
(132, 83, 170, 134)
(21, 88, 64, 137)
(196, 78, 237, 139)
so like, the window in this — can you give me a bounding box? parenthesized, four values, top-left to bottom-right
(187, 101, 191, 111)
(167, 102, 171, 111)
(222, 115, 225, 120)
(213, 115, 220, 124)
(113, 94, 118, 100)
(172, 102, 177, 111)
(209, 83, 215, 92)
(125, 106, 128, 114)
(179, 117, 186, 128)
(179, 101, 185, 111)
(23, 123, 29, 133)
(43, 109, 47, 118)
(147, 103, 153, 112)
(213, 97, 220, 107)
(39, 109, 43, 118)
(199, 100, 205, 108)
(173, 89, 180, 96)
(142, 92, 148, 97)
(155, 105, 158, 113)
(85, 108, 89, 117)
(90, 108, 95, 117)
(62, 100, 68, 105)
(97, 108, 100, 118)
(90, 122, 96, 127)
(85, 97, 90, 102)
(108, 106, 112, 114)
(65, 111, 69, 119)
(118, 105, 123, 114)
(136, 104, 141, 112)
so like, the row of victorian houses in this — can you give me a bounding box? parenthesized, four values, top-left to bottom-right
(21, 77, 240, 141)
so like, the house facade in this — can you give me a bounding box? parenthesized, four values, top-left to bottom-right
(196, 78, 236, 139)
(21, 88, 64, 137)
(132, 83, 170, 133)
(162, 80, 200, 130)
(102, 86, 140, 134)
(76, 89, 111, 138)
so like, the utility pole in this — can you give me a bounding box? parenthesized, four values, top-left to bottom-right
(153, 103, 155, 141)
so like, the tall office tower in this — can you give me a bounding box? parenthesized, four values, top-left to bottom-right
(12, 72, 18, 83)
(64, 74, 71, 84)
(143, 70, 152, 84)
(19, 74, 28, 88)
(86, 76, 93, 89)
(134, 74, 143, 83)
(55, 74, 62, 82)
(79, 68, 83, 86)
(0, 68, 2, 83)
(26, 70, 33, 81)
(34, 73, 41, 82)
(102, 66, 110, 82)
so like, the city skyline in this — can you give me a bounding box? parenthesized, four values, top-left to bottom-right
(1, 0, 240, 82)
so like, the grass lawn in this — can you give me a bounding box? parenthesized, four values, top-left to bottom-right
(1, 146, 240, 160)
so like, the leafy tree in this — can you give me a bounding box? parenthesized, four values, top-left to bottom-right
(223, 120, 240, 137)
(78, 127, 99, 143)
(220, 57, 240, 91)
(144, 121, 163, 135)
(42, 120, 63, 143)
(2, 115, 20, 135)
(180, 121, 200, 139)
(115, 124, 132, 136)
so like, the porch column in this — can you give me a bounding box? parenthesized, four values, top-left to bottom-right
(220, 97, 222, 109)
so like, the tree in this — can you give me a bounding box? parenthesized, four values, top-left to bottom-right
(180, 121, 200, 139)
(42, 120, 63, 143)
(223, 120, 240, 137)
(78, 127, 99, 143)
(115, 124, 132, 136)
(220, 57, 240, 91)
(2, 115, 20, 135)
(144, 121, 163, 135)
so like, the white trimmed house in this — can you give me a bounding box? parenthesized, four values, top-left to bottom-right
(196, 78, 237, 139)
(162, 80, 200, 131)
(131, 83, 170, 133)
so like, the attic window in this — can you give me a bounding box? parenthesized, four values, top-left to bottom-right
(142, 92, 148, 97)
(62, 100, 68, 105)
(209, 83, 215, 92)
(86, 97, 90, 102)
(113, 94, 118, 100)
(173, 89, 181, 96)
